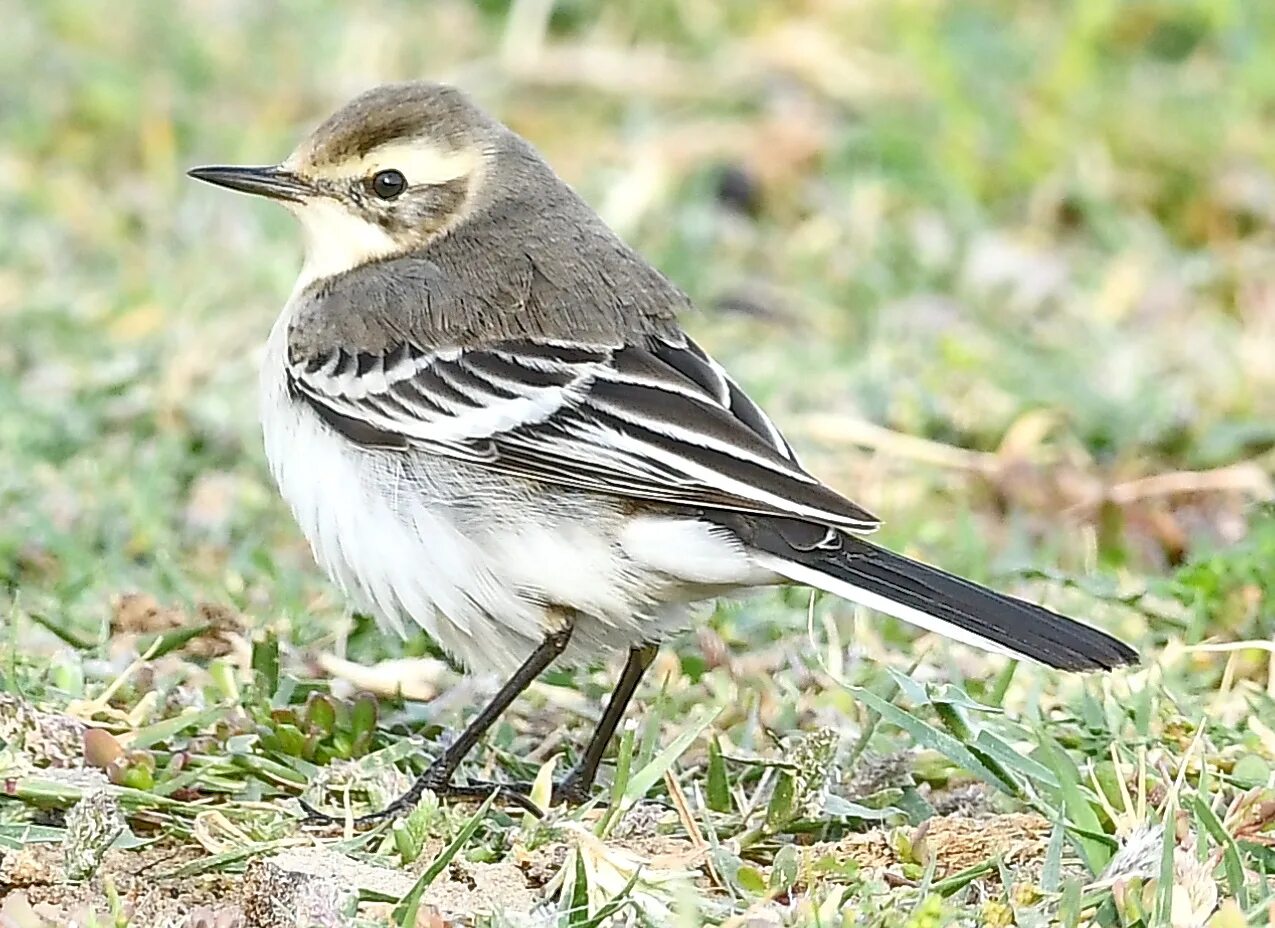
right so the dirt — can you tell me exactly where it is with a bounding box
[0,696,1064,925]
[0,810,1061,926]
[821,812,1054,879]
[1,841,242,926]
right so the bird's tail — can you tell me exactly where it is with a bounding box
[756,536,1136,671]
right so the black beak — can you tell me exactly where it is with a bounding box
[187,164,311,202]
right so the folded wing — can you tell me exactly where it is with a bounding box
[286,334,880,532]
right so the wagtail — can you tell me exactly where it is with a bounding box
[189,82,1136,822]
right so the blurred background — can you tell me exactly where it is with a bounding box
[2,0,1273,664]
[4,3,1275,922]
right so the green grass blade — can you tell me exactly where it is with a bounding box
[706,735,731,813]
[392,789,497,927]
[849,686,1013,796]
[1153,806,1175,928]
[1191,794,1246,906]
[1036,730,1112,873]
[1041,815,1066,893]
[621,705,720,806]
[130,704,227,750]
[973,729,1060,789]
[579,869,640,928]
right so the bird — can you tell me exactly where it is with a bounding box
[188,81,1137,823]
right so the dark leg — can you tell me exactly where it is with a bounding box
[434,641,659,805]
[556,642,658,802]
[301,625,574,825]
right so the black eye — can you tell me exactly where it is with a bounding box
[370,169,407,200]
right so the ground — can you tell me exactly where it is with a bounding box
[2,2,1275,926]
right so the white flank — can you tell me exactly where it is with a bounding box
[620,516,775,587]
[260,309,554,675]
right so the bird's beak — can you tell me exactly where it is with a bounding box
[187,164,312,202]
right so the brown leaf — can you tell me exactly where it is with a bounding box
[111,593,184,636]
[82,728,123,769]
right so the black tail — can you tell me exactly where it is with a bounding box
[755,531,1137,671]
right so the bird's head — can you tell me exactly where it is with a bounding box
[189,82,497,284]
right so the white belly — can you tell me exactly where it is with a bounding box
[260,314,536,673]
[258,303,776,675]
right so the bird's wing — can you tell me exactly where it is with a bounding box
[286,334,880,531]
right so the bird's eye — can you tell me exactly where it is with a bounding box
[369,169,407,200]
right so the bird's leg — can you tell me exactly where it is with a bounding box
[452,642,659,806]
[300,625,574,826]
[554,642,658,803]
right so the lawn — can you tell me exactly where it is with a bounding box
[2,1,1274,925]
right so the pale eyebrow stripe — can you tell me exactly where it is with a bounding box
[293,140,479,188]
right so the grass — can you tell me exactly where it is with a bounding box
[2,0,1275,925]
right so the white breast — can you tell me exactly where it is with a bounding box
[255,294,773,674]
[259,301,553,674]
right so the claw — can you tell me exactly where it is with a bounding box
[461,773,599,809]
[551,775,594,806]
[299,773,549,827]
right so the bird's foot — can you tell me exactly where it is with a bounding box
[552,769,597,806]
[300,761,540,826]
[299,763,598,827]
[459,771,596,808]
[299,762,445,827]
